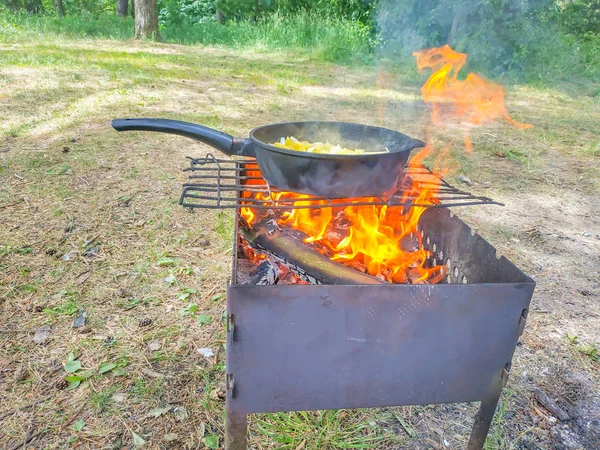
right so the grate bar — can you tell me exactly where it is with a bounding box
[179,155,503,210]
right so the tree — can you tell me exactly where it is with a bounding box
[130,0,135,17]
[117,0,128,16]
[134,0,161,40]
[55,0,65,16]
[216,7,225,24]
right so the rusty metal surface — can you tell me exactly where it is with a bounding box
[225,206,536,448]
[225,397,248,450]
[226,282,534,413]
[467,388,504,450]
[418,208,531,284]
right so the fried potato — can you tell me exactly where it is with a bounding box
[272,136,388,155]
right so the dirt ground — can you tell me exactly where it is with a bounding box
[1,39,599,449]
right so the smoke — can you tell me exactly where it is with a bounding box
[375,0,558,78]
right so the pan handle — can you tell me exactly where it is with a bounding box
[111,118,254,157]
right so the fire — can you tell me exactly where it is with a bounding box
[239,147,445,284]
[413,44,532,150]
[239,45,530,285]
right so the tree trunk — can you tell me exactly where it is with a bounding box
[55,0,65,17]
[216,8,225,24]
[130,0,135,18]
[134,0,161,41]
[117,0,128,17]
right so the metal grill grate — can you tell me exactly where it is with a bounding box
[179,154,503,210]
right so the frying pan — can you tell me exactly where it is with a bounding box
[111,118,425,198]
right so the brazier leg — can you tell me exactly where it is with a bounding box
[225,408,247,450]
[466,391,502,450]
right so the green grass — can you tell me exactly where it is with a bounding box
[89,385,120,413]
[133,378,165,400]
[0,10,374,63]
[254,410,383,449]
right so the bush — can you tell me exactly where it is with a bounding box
[158,0,215,26]
[560,0,600,37]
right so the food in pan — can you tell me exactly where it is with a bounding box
[273,136,389,155]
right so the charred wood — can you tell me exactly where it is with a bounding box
[534,389,570,421]
[239,227,386,285]
[241,260,280,286]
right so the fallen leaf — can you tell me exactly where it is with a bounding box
[204,434,219,449]
[157,257,175,266]
[98,362,117,374]
[197,315,211,325]
[73,419,86,431]
[146,405,172,418]
[148,340,161,351]
[111,392,127,403]
[210,292,225,302]
[52,290,67,300]
[64,360,82,373]
[198,348,214,358]
[163,433,179,442]
[456,175,473,186]
[132,431,146,447]
[111,434,123,449]
[33,325,51,344]
[174,406,188,421]
[62,250,77,261]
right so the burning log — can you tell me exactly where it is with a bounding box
[239,227,386,285]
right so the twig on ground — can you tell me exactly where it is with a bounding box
[0,200,23,209]
[0,395,53,421]
[83,235,100,247]
[534,389,570,421]
[8,430,45,450]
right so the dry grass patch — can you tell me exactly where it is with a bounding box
[1,37,599,449]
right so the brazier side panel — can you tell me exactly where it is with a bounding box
[226,283,534,414]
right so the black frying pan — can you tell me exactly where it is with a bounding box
[111,118,425,198]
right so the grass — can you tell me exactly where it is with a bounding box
[254,410,384,449]
[0,29,599,449]
[0,10,374,63]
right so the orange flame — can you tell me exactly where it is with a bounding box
[413,44,532,150]
[239,45,530,284]
[239,147,445,284]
